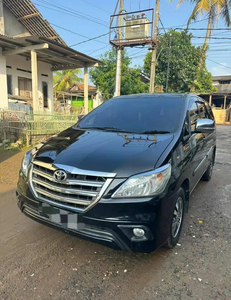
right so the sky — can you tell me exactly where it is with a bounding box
[32,0,231,77]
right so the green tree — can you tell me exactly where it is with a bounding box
[172,0,231,69]
[90,48,148,99]
[143,30,215,93]
[53,69,82,91]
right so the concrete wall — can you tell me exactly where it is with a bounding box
[212,80,219,86]
[0,1,4,35]
[93,90,104,109]
[6,55,54,111]
[0,48,8,109]
[3,5,30,38]
[212,109,226,125]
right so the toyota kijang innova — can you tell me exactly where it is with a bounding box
[17,94,216,252]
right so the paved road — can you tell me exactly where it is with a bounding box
[0,126,231,300]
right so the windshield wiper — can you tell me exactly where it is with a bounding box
[140,130,171,134]
[80,126,135,133]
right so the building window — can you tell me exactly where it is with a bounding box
[42,82,48,108]
[7,75,12,95]
[219,80,231,84]
[18,77,32,99]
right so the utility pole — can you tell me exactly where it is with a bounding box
[149,0,160,93]
[114,0,124,97]
[165,34,172,93]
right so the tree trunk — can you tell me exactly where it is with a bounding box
[198,12,212,70]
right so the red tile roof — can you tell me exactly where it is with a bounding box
[69,83,96,92]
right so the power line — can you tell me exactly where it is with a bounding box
[87,44,111,56]
[33,2,111,48]
[37,0,108,25]
[130,54,147,59]
[161,27,231,31]
[50,22,108,45]
[129,48,147,57]
[193,41,231,45]
[69,32,110,47]
[162,11,226,30]
[208,48,231,52]
[206,58,231,70]
[159,17,167,34]
[80,0,111,14]
[192,36,231,40]
[211,31,231,37]
[33,0,108,27]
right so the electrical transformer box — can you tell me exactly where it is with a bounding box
[124,17,149,41]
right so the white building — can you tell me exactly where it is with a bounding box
[0,0,100,113]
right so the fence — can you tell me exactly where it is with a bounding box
[0,109,81,146]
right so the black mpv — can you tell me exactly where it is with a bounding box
[17,94,216,253]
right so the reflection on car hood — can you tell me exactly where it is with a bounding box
[34,128,174,178]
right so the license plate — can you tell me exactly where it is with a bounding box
[39,202,81,230]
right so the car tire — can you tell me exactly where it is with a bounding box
[201,154,215,182]
[164,188,185,249]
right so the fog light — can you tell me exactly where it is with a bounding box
[133,228,145,237]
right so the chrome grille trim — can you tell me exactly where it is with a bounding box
[32,168,104,187]
[32,178,98,197]
[30,160,116,213]
[35,187,92,206]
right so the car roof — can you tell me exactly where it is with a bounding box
[113,93,191,100]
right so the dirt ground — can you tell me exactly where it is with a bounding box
[0,126,231,300]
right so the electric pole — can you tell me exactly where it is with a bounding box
[114,0,124,97]
[149,0,160,93]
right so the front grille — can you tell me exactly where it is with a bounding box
[30,161,116,212]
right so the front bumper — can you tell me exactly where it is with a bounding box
[17,176,178,253]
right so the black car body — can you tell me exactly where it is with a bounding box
[17,94,216,252]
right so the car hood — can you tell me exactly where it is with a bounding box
[34,128,174,178]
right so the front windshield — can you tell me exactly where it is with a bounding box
[77,96,184,134]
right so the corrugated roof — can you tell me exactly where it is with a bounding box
[4,0,66,45]
[0,35,102,69]
[212,75,231,81]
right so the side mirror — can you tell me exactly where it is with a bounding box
[195,119,215,133]
[78,114,85,122]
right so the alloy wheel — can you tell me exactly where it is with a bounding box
[172,196,184,238]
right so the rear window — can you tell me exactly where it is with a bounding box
[78,96,185,133]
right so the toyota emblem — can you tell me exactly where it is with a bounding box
[54,170,67,181]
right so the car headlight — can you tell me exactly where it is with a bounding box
[112,164,171,198]
[21,151,32,177]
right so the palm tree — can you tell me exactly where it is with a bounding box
[173,0,231,69]
[53,69,82,91]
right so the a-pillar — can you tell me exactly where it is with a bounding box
[209,94,212,106]
[84,63,89,115]
[224,95,227,110]
[31,50,38,111]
